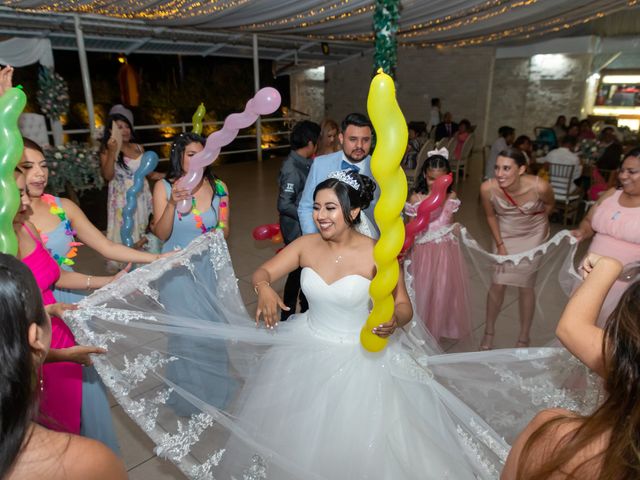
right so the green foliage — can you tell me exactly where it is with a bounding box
[45,142,104,193]
[373,0,401,77]
[36,66,70,119]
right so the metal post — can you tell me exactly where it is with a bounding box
[252,33,262,162]
[74,14,96,142]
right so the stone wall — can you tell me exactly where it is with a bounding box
[487,54,593,144]
[325,47,495,141]
[322,48,593,148]
[289,67,325,123]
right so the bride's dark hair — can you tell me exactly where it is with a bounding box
[313,171,376,227]
[0,254,49,477]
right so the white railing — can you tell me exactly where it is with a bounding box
[50,116,294,161]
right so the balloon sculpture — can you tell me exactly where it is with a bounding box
[360,69,408,353]
[120,151,159,247]
[176,87,281,215]
[191,103,206,135]
[0,86,26,256]
[252,223,281,242]
[401,173,453,254]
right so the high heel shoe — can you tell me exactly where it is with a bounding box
[479,331,494,351]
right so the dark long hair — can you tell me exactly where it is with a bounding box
[413,154,452,195]
[0,254,48,477]
[100,113,136,171]
[518,280,640,479]
[164,132,220,187]
[313,171,376,227]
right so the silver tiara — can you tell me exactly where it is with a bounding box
[327,170,360,190]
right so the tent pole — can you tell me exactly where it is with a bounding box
[74,14,96,143]
[253,33,262,163]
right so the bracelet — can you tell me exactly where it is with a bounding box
[86,275,93,289]
[496,241,504,247]
[253,281,270,295]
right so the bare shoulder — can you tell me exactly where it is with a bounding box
[479,179,493,195]
[408,192,420,204]
[59,197,83,216]
[63,434,127,479]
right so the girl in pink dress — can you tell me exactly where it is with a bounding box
[404,151,472,341]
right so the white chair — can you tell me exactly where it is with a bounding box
[451,133,475,187]
[548,163,581,225]
[19,113,50,147]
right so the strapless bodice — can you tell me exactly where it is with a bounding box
[300,267,371,343]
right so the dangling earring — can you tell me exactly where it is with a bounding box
[38,358,44,392]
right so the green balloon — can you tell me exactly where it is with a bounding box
[0,87,27,256]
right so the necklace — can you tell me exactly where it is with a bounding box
[177,179,229,233]
[40,194,83,266]
[335,255,343,264]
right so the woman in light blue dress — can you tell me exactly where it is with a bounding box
[20,138,167,453]
[152,132,233,414]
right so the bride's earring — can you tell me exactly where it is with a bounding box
[39,365,44,392]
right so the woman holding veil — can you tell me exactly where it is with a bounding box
[66,170,595,479]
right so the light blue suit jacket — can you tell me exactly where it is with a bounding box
[297,150,380,235]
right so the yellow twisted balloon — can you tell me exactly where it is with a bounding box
[360,69,408,352]
[191,103,206,135]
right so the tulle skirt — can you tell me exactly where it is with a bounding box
[407,233,472,340]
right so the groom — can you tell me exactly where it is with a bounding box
[298,112,379,236]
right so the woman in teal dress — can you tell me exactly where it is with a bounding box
[152,132,233,414]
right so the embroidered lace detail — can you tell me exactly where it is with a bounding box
[236,454,268,480]
[190,449,226,480]
[72,306,159,325]
[468,418,509,463]
[128,388,173,431]
[489,359,598,415]
[415,224,457,245]
[155,413,216,462]
[455,425,500,478]
[460,227,577,265]
[120,352,177,394]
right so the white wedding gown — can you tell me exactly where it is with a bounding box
[65,232,599,479]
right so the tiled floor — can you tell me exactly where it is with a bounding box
[74,150,573,478]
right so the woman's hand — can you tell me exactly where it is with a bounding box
[109,263,131,283]
[580,252,604,279]
[570,229,586,242]
[373,315,398,338]
[0,65,14,97]
[169,183,192,206]
[497,243,508,256]
[45,302,78,319]
[255,285,289,329]
[106,136,118,153]
[65,345,107,366]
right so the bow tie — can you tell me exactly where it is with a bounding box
[341,161,360,172]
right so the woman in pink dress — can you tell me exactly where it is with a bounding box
[479,147,555,349]
[404,151,472,341]
[451,119,471,162]
[13,171,122,434]
[572,148,640,325]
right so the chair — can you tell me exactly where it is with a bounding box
[451,134,475,187]
[436,137,450,149]
[405,139,433,187]
[548,163,581,225]
[482,145,491,180]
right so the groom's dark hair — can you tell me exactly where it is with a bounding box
[341,113,373,133]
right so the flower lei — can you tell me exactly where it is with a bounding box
[40,194,83,266]
[177,179,228,233]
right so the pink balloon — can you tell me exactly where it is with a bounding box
[252,223,280,241]
[177,87,282,214]
[402,173,453,254]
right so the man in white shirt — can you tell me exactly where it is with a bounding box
[542,136,582,181]
[485,126,515,179]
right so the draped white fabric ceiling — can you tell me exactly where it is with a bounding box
[3,0,639,48]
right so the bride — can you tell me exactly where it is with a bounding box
[65,171,597,479]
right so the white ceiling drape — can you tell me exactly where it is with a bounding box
[3,0,638,47]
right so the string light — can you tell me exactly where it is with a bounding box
[6,0,251,20]
[243,1,372,30]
